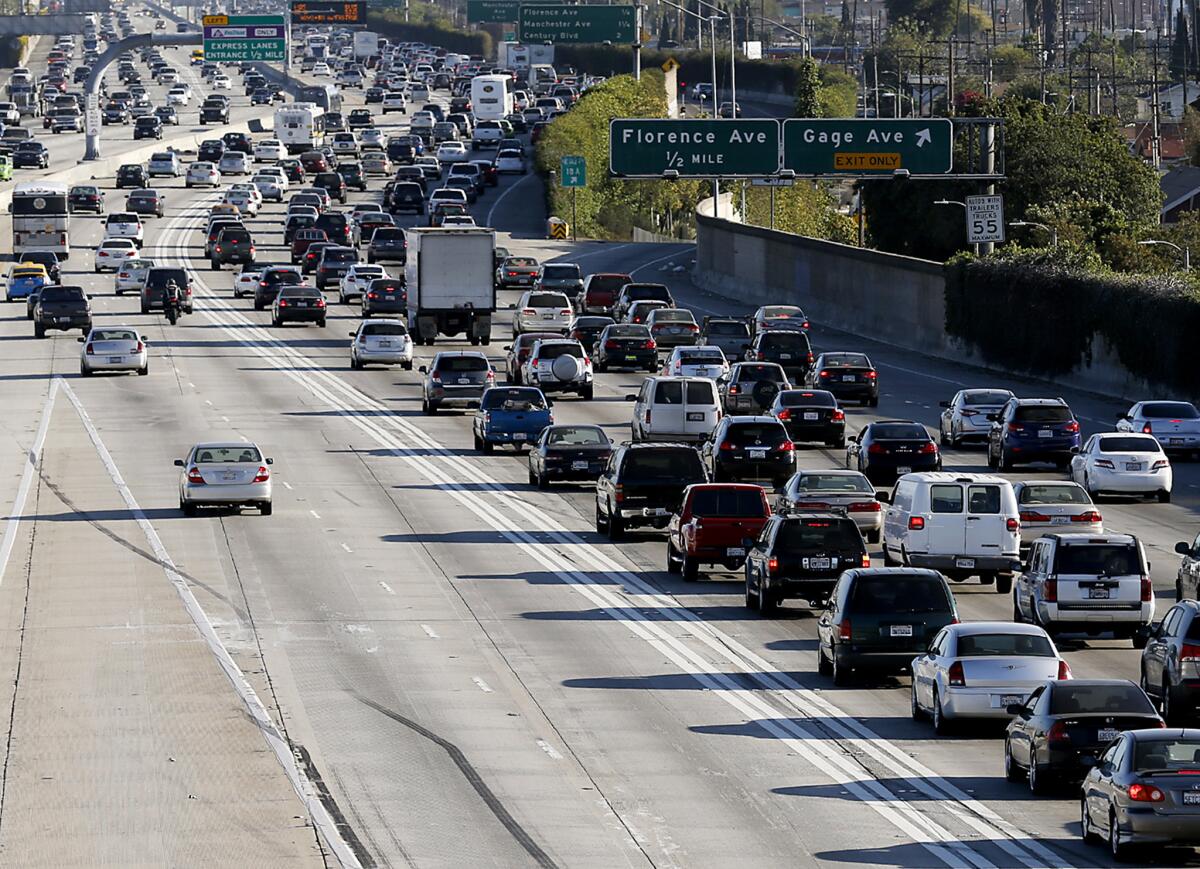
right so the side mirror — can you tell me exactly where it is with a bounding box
[503,345,511,351]
[938,400,950,408]
[1177,541,1191,556]
[624,393,637,401]
[87,294,94,300]
[173,459,184,467]
[1079,755,1098,770]
[348,331,356,337]
[742,537,756,550]
[545,397,554,406]
[265,458,273,465]
[1070,446,1080,454]
[875,491,890,504]
[76,336,85,343]
[1115,413,1128,421]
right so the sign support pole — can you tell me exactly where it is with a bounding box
[633,4,642,80]
[769,185,775,229]
[571,187,577,241]
[981,122,996,255]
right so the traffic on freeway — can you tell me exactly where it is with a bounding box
[5,4,1200,869]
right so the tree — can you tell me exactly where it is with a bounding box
[1172,8,1192,82]
[792,56,822,117]
[658,13,674,46]
[884,0,957,35]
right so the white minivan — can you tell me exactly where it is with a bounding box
[881,472,1021,593]
[627,376,721,443]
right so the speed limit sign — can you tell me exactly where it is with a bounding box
[966,194,1004,244]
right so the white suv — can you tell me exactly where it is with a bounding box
[512,290,572,336]
[521,338,593,400]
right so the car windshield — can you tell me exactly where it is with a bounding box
[623,449,706,480]
[1141,401,1200,419]
[796,473,873,493]
[529,293,568,308]
[725,423,789,446]
[542,265,580,279]
[781,390,835,408]
[849,575,951,614]
[871,423,928,439]
[1014,405,1072,423]
[735,365,786,383]
[1097,436,1160,453]
[437,355,489,373]
[91,329,137,341]
[956,633,1055,657]
[1054,543,1141,576]
[688,488,765,518]
[481,388,545,410]
[1017,484,1091,505]
[546,426,608,446]
[963,390,1012,406]
[775,518,862,551]
[1050,683,1156,716]
[193,446,263,463]
[822,353,870,367]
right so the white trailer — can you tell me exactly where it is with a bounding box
[405,227,496,344]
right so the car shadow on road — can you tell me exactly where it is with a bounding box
[382,530,565,544]
[771,777,1041,802]
[810,840,1113,869]
[462,570,626,586]
[562,670,827,691]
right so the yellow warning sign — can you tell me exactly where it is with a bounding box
[549,222,568,239]
[203,14,228,25]
[661,57,680,73]
[834,152,901,170]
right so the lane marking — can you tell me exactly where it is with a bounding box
[0,380,59,588]
[340,542,352,553]
[484,169,534,228]
[309,509,321,519]
[57,379,362,869]
[536,739,563,761]
[472,677,493,694]
[629,246,696,278]
[419,623,438,638]
[281,481,293,490]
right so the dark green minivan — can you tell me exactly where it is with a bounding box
[816,568,958,685]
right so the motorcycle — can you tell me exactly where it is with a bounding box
[163,282,181,325]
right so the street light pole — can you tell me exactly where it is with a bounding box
[1138,239,1191,271]
[695,0,736,111]
[933,198,979,255]
[1009,220,1058,248]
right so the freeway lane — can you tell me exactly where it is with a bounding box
[4,51,1200,869]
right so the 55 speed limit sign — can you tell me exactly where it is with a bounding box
[965,194,1004,244]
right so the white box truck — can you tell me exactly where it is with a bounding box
[354,31,379,61]
[405,227,496,345]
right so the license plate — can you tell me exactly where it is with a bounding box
[1098,727,1119,743]
[804,412,819,420]
[107,356,123,363]
[541,313,554,319]
[571,460,587,470]
[643,507,667,517]
[625,355,637,361]
[808,557,831,569]
[749,448,767,459]
[1125,462,1143,471]
[726,547,745,557]
[896,466,912,475]
[686,412,704,422]
[1001,694,1024,707]
[890,624,913,637]
[956,557,975,569]
[513,432,526,441]
[1088,587,1110,599]
[779,353,792,360]
[378,340,394,347]
[842,375,855,382]
[222,472,237,481]
[298,301,309,307]
[457,377,471,384]
[1039,429,1052,438]
[1171,437,1185,445]
[1051,516,1070,524]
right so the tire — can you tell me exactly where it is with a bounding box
[817,644,832,676]
[181,501,198,517]
[1003,740,1024,782]
[260,502,273,516]
[1081,799,1101,845]
[681,551,699,582]
[581,383,594,401]
[1027,755,1047,795]
[318,319,326,329]
[137,366,148,376]
[607,508,624,541]
[80,364,91,377]
[866,530,880,544]
[758,580,777,615]
[1162,680,1177,725]
[999,448,1013,471]
[666,540,682,574]
[996,574,1013,594]
[830,648,849,686]
[595,502,608,534]
[931,689,952,735]
[910,680,925,720]
[1159,489,1172,504]
[987,444,998,469]
[34,324,44,339]
[1109,812,1130,861]
[536,470,548,490]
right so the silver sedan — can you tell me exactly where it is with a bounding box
[938,388,1014,447]
[176,442,273,516]
[1012,480,1102,553]
[78,327,148,376]
[1116,400,1200,455]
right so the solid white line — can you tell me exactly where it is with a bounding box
[0,380,59,588]
[629,246,696,277]
[57,378,362,869]
[472,677,493,694]
[484,170,534,228]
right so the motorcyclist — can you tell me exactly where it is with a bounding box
[163,279,182,324]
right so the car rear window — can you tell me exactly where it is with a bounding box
[871,423,928,439]
[796,473,873,494]
[956,633,1055,657]
[546,426,607,446]
[822,353,870,367]
[963,390,1012,406]
[481,388,546,410]
[193,446,262,463]
[687,487,765,517]
[1053,543,1141,576]
[653,310,695,323]
[1017,484,1091,505]
[1097,436,1160,453]
[542,265,580,279]
[761,332,810,350]
[780,390,835,407]
[281,286,322,298]
[763,306,803,317]
[437,355,489,373]
[1142,401,1200,419]
[725,423,789,445]
[706,320,749,336]
[625,284,669,301]
[1014,405,1073,423]
[679,350,725,364]
[735,364,786,383]
[145,268,187,289]
[1050,683,1155,715]
[848,575,951,614]
[529,292,568,308]
[322,248,357,264]
[537,343,584,360]
[775,518,862,552]
[586,274,629,293]
[1133,737,1200,770]
[622,449,706,480]
[40,286,84,302]
[219,229,250,242]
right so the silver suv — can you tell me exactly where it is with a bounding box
[419,351,495,414]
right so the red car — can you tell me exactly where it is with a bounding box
[290,228,328,264]
[299,150,329,173]
[667,484,772,580]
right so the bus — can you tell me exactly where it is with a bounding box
[12,181,69,259]
[274,103,326,154]
[297,83,342,115]
[470,74,513,121]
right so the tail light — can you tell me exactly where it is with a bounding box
[644,340,656,350]
[315,298,326,307]
[918,442,938,454]
[686,323,698,331]
[848,502,881,512]
[429,371,441,382]
[756,352,765,361]
[728,384,740,395]
[1128,783,1165,802]
[767,556,778,572]
[1057,659,1072,680]
[358,334,368,344]
[85,343,95,355]
[1141,577,1153,602]
[613,483,623,503]
[1153,460,1169,470]
[719,441,735,451]
[278,299,288,307]
[832,409,845,421]
[947,661,965,687]
[1073,511,1102,523]
[521,308,535,315]
[134,341,144,353]
[529,357,538,367]
[486,370,495,384]
[908,516,925,530]
[807,352,815,362]
[1047,720,1070,746]
[1065,421,1080,433]
[802,320,810,329]
[860,553,871,567]
[253,465,270,482]
[1006,518,1020,532]
[604,340,617,349]
[864,370,877,379]
[1095,459,1115,469]
[776,409,791,421]
[778,440,795,452]
[559,308,571,316]
[818,369,830,378]
[1007,423,1024,433]
[1182,643,1200,662]
[186,467,205,485]
[1143,422,1153,434]
[1043,577,1057,602]
[838,618,851,640]
[868,443,885,454]
[1020,511,1050,522]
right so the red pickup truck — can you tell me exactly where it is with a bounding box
[666,483,772,580]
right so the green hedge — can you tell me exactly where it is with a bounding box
[945,252,1200,393]
[366,12,492,58]
[554,44,805,94]
[0,36,24,69]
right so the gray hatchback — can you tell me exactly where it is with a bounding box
[420,351,495,414]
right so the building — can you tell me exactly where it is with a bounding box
[1160,165,1200,222]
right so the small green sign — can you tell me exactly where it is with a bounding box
[519,4,636,43]
[560,155,586,187]
[467,0,520,23]
[782,119,954,175]
[609,118,781,178]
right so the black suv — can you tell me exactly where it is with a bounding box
[747,330,814,382]
[314,245,358,290]
[594,443,708,539]
[987,397,1082,470]
[198,139,224,162]
[744,513,870,614]
[387,181,425,215]
[316,170,349,201]
[1140,600,1200,723]
[367,227,407,263]
[222,131,252,154]
[115,163,148,188]
[211,227,255,269]
[32,285,92,338]
[702,416,795,488]
[254,266,303,310]
[200,97,230,124]
[133,116,162,139]
[593,323,657,372]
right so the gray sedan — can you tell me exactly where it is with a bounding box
[176,442,273,515]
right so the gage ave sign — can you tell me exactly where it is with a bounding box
[782,119,953,175]
[609,119,780,178]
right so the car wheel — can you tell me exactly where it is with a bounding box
[181,501,198,517]
[535,470,548,490]
[1159,489,1172,503]
[318,319,326,328]
[1003,740,1023,782]
[137,366,148,376]
[666,540,682,574]
[259,501,273,516]
[931,688,952,735]
[34,324,44,339]
[680,550,699,582]
[1080,798,1101,845]
[80,364,91,377]
[1162,680,1176,725]
[910,680,925,720]
[1012,592,1025,623]
[986,443,998,469]
[1027,755,1047,795]
[999,448,1013,471]
[830,647,849,686]
[1109,812,1130,860]
[866,529,880,544]
[606,505,625,540]
[594,502,608,534]
[996,574,1013,594]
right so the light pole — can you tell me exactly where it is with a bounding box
[933,199,980,255]
[749,15,810,56]
[1009,220,1058,248]
[1138,239,1192,271]
[694,0,736,111]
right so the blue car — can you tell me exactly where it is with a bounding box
[473,386,553,452]
[6,267,46,302]
[987,397,1081,470]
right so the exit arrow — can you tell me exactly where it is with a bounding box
[916,128,931,148]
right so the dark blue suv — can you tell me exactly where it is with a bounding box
[986,397,1080,470]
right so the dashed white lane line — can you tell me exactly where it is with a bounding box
[536,739,563,760]
[281,481,293,490]
[419,622,438,637]
[309,509,321,519]
[472,677,493,694]
[340,542,352,553]
[378,580,396,595]
[0,380,58,589]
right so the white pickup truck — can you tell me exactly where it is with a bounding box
[471,119,505,150]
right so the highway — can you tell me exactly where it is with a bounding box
[1,14,1200,869]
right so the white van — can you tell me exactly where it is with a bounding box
[881,472,1021,593]
[627,376,721,443]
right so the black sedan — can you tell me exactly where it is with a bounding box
[364,86,385,103]
[272,285,327,327]
[125,188,163,218]
[593,323,657,372]
[68,184,105,214]
[846,420,940,482]
[102,103,130,124]
[702,416,795,488]
[1004,679,1162,793]
[115,163,148,189]
[569,316,615,351]
[527,425,613,488]
[806,351,879,407]
[769,389,845,449]
[154,105,179,125]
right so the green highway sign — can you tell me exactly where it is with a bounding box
[782,118,953,175]
[519,4,636,43]
[203,14,286,63]
[467,0,521,23]
[560,155,586,187]
[609,118,781,178]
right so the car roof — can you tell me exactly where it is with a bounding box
[725,415,782,425]
[899,471,1009,485]
[945,621,1049,637]
[192,441,260,450]
[794,468,863,477]
[1014,397,1068,406]
[1040,532,1137,545]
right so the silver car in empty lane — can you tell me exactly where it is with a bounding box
[176,442,274,515]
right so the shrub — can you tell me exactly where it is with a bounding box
[367,12,492,57]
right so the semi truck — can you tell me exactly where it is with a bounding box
[405,227,496,345]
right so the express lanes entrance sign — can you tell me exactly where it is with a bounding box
[609,119,780,178]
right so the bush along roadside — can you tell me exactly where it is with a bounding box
[945,245,1200,394]
[366,12,492,58]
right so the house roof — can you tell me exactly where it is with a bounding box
[1160,165,1200,213]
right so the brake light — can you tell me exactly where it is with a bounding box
[849,502,881,512]
[1141,577,1153,602]
[1006,517,1020,532]
[719,440,735,451]
[1072,511,1102,523]
[1057,659,1072,680]
[1043,577,1057,602]
[1143,422,1153,434]
[613,483,623,503]
[134,341,143,353]
[186,467,205,485]
[644,339,656,350]
[1095,459,1115,469]
[253,465,270,483]
[1182,643,1200,662]
[868,443,886,454]
[728,384,740,395]
[605,340,617,349]
[908,516,925,530]
[756,352,765,361]
[864,370,877,379]
[1047,720,1070,746]
[818,369,830,378]
[315,298,325,307]
[522,308,535,315]
[1065,420,1080,433]
[918,442,938,454]
[947,661,965,687]
[486,370,495,384]
[559,308,571,316]
[802,320,810,329]
[1020,511,1050,522]
[1153,460,1169,470]
[686,323,698,331]
[767,556,778,572]
[832,409,845,421]
[1128,783,1165,802]
[838,618,851,640]
[807,352,814,362]
[776,409,791,421]
[1007,423,1024,433]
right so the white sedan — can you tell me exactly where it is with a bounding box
[78,326,148,377]
[103,212,144,243]
[311,63,331,77]
[381,92,407,114]
[662,345,729,379]
[176,442,273,516]
[911,622,1068,733]
[938,388,1015,447]
[114,257,155,294]
[94,238,139,272]
[186,161,221,187]
[435,141,469,164]
[212,74,232,89]
[233,268,262,299]
[218,152,252,175]
[359,127,385,150]
[253,139,286,162]
[1012,480,1102,553]
[495,148,526,174]
[1069,432,1173,502]
[250,173,285,202]
[339,263,387,304]
[222,189,259,217]
[166,86,191,105]
[349,318,412,370]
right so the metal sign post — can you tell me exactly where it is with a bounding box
[560,155,586,242]
[965,194,1005,246]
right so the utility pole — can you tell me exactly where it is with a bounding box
[1152,41,1162,167]
[947,37,955,115]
